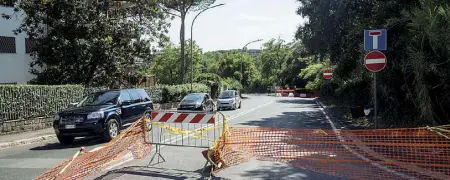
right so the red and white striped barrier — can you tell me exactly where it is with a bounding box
[147,110,224,166]
[276,90,321,98]
[151,112,215,124]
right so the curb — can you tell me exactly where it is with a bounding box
[0,134,56,150]
[315,98,326,108]
[314,98,346,129]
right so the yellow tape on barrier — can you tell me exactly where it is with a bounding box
[144,112,229,142]
[144,112,230,176]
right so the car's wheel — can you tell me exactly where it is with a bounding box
[57,135,74,144]
[239,102,242,109]
[103,119,119,142]
[144,112,151,119]
[144,112,152,131]
[232,103,236,110]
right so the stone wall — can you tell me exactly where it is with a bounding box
[1,117,53,135]
[0,102,180,135]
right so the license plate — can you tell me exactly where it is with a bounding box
[65,125,76,129]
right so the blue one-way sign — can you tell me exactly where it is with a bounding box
[364,29,387,51]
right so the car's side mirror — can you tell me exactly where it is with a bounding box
[121,101,132,106]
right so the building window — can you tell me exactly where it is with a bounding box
[0,36,16,53]
[0,0,16,7]
[25,38,35,54]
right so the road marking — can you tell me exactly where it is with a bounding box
[315,100,412,179]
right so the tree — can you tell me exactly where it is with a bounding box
[295,0,450,127]
[202,51,223,73]
[158,0,216,83]
[10,0,169,88]
[217,51,257,88]
[149,40,202,85]
[257,38,304,87]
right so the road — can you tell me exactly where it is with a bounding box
[92,95,345,180]
[0,95,342,180]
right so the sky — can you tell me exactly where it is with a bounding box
[166,0,306,52]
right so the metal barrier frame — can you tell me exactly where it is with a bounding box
[146,110,225,166]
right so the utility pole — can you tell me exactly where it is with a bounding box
[190,4,225,92]
[240,39,263,86]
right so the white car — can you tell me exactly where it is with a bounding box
[217,90,241,110]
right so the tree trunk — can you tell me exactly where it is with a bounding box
[180,12,186,84]
[84,61,99,87]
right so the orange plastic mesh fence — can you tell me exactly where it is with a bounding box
[211,126,450,180]
[35,116,450,180]
[35,118,151,180]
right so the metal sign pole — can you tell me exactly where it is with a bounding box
[373,73,377,129]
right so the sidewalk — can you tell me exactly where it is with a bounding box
[0,128,55,150]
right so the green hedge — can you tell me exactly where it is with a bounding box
[0,83,208,121]
[145,83,209,103]
[0,85,101,122]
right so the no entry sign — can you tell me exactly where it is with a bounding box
[364,50,386,72]
[323,69,333,80]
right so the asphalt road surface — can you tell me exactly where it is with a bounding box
[0,94,344,180]
[91,95,346,180]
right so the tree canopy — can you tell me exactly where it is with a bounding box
[158,0,217,84]
[10,0,169,88]
[295,0,450,127]
[4,0,448,128]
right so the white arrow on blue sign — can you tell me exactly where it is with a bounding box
[364,29,387,51]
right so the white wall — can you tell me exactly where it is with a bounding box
[0,6,34,84]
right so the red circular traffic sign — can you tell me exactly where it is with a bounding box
[364,50,386,72]
[323,69,333,80]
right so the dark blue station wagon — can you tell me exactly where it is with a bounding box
[53,89,153,144]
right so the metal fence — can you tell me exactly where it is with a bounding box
[146,110,225,165]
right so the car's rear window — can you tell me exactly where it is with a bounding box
[219,91,234,99]
[183,93,204,101]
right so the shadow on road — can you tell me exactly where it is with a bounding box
[276,98,317,105]
[29,137,104,151]
[235,161,347,180]
[93,166,228,180]
[238,111,331,129]
[234,97,331,129]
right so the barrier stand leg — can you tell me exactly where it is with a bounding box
[202,159,209,173]
[148,144,166,166]
[148,131,166,166]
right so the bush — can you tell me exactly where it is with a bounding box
[334,78,371,107]
[222,78,243,91]
[144,86,163,103]
[145,83,208,103]
[0,83,208,121]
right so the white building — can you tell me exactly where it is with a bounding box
[0,3,34,84]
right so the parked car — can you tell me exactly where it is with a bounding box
[217,90,241,110]
[177,93,214,111]
[53,88,153,144]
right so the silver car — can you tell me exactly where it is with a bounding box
[217,90,241,110]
